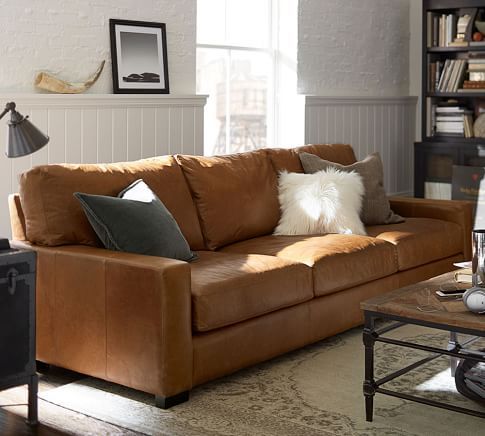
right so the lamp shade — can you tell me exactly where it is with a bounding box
[6,111,49,158]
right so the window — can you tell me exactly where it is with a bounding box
[197,0,302,156]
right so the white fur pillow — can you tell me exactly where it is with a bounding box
[274,168,366,236]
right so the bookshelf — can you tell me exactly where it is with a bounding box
[416,0,485,198]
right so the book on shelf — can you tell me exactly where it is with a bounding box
[463,80,485,89]
[468,58,485,64]
[468,64,485,72]
[427,12,466,47]
[435,122,464,130]
[431,59,466,92]
[464,115,474,138]
[468,51,485,59]
[427,12,433,47]
[428,104,474,138]
[435,106,466,112]
[426,8,477,48]
[426,99,433,137]
[425,182,451,200]
[427,9,478,48]
[436,115,466,121]
[468,72,485,81]
[457,88,485,92]
[449,41,469,47]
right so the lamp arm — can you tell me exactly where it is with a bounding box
[0,102,16,120]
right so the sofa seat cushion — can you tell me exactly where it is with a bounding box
[220,234,398,297]
[366,217,463,271]
[190,251,313,332]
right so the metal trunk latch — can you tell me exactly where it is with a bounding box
[7,268,18,295]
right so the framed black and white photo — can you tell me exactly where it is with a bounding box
[109,19,169,94]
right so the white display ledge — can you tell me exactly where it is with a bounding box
[0,94,208,108]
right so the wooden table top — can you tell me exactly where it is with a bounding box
[361,272,485,333]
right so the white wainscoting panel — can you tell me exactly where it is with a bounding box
[0,94,207,237]
[305,96,418,197]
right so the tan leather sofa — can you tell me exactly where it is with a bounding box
[8,144,473,408]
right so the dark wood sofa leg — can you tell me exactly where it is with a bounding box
[155,391,190,409]
[35,360,51,373]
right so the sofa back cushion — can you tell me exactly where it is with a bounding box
[267,144,357,173]
[19,156,205,249]
[176,150,280,250]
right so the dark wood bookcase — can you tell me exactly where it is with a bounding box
[415,0,485,198]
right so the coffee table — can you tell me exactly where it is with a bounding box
[361,271,485,421]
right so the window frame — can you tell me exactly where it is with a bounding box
[196,0,279,155]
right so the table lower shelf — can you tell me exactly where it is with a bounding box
[362,314,485,422]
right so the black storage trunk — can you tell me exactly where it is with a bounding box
[0,247,36,389]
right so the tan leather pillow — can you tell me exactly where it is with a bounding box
[299,152,404,225]
[19,156,206,249]
[176,150,280,250]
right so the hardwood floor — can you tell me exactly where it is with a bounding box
[0,367,142,435]
[0,409,67,435]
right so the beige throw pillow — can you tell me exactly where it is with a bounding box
[299,152,404,225]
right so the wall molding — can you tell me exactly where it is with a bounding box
[305,96,418,106]
[304,95,418,197]
[0,94,208,108]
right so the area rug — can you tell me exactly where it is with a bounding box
[39,324,485,436]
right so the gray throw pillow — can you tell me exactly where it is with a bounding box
[299,152,404,225]
[74,179,197,262]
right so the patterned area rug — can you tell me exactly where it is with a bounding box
[39,324,485,436]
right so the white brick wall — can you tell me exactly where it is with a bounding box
[0,0,196,94]
[298,0,410,96]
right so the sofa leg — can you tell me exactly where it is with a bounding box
[155,391,190,409]
[36,361,51,373]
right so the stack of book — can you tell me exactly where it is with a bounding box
[460,58,485,91]
[454,268,472,284]
[430,105,474,137]
[453,261,473,284]
[431,59,467,92]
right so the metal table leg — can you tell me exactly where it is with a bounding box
[363,313,376,422]
[449,331,459,377]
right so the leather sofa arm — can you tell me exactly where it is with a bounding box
[26,243,192,398]
[389,196,473,260]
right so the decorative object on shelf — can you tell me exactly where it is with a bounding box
[109,19,169,94]
[475,20,485,35]
[457,9,476,41]
[34,61,105,94]
[474,113,485,137]
[457,14,470,40]
[428,8,476,47]
[473,31,483,41]
[0,102,49,158]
